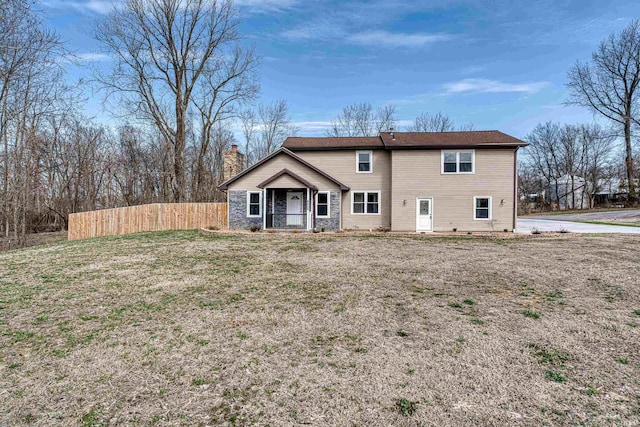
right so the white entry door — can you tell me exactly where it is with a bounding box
[286,192,304,226]
[416,198,433,231]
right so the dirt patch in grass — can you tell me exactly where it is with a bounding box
[1,231,639,426]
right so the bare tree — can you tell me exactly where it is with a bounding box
[524,122,563,209]
[256,100,295,158]
[0,0,64,242]
[524,121,613,210]
[239,108,257,166]
[458,122,475,131]
[567,20,640,200]
[95,0,258,202]
[375,104,397,133]
[191,44,259,200]
[327,102,397,137]
[407,111,455,132]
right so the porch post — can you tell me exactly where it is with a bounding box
[263,188,267,230]
[306,187,311,230]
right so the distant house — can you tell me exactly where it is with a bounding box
[594,177,638,206]
[219,131,527,232]
[548,175,592,210]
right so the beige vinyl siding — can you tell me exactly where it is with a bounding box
[264,174,306,189]
[227,153,340,192]
[391,149,516,232]
[295,150,391,230]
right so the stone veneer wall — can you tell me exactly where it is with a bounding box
[228,190,263,230]
[229,189,341,231]
[315,191,340,231]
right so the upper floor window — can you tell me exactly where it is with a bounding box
[247,191,261,217]
[442,150,474,174]
[356,151,372,173]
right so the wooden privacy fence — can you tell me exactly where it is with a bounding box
[68,203,228,240]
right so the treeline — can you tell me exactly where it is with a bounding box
[519,122,626,211]
[519,20,640,211]
[0,0,302,247]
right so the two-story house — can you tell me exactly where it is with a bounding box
[219,131,527,232]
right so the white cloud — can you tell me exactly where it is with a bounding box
[292,121,333,134]
[442,78,549,95]
[280,16,347,42]
[348,30,453,48]
[235,0,298,13]
[42,0,119,15]
[281,25,452,49]
[76,53,112,62]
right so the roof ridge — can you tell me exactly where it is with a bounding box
[381,130,502,134]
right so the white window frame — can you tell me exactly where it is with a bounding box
[316,191,330,218]
[247,191,262,217]
[473,196,492,220]
[441,150,475,174]
[356,150,373,173]
[351,191,381,215]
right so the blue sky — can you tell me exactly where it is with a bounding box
[40,0,640,138]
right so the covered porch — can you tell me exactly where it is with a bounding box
[264,188,313,230]
[258,169,317,231]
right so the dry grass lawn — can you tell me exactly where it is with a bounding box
[0,231,639,426]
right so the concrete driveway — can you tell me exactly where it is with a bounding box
[527,209,640,223]
[516,218,640,234]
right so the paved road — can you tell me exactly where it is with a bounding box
[516,218,640,234]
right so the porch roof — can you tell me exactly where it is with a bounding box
[257,168,318,190]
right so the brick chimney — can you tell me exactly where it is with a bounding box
[223,144,245,182]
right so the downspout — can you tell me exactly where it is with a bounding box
[513,147,519,232]
[306,187,311,231]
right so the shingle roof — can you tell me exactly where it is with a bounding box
[282,131,527,150]
[283,136,384,150]
[380,131,527,147]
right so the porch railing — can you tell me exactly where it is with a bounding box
[266,213,307,229]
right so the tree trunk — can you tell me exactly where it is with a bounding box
[1,86,9,238]
[173,101,186,203]
[624,119,635,201]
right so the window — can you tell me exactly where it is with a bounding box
[247,191,261,217]
[474,197,491,220]
[442,150,475,174]
[316,191,330,218]
[356,151,372,173]
[352,191,380,214]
